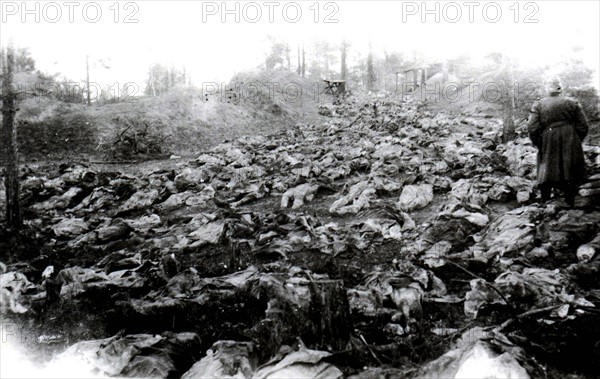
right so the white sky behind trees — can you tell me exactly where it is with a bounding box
[1,0,599,90]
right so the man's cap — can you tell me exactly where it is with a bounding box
[545,78,562,94]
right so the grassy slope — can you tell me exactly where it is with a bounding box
[12,71,324,162]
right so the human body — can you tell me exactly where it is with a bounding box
[527,80,589,206]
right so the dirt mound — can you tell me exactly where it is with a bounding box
[13,71,328,162]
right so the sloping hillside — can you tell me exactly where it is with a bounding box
[13,71,325,162]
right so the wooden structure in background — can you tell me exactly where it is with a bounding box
[324,80,346,96]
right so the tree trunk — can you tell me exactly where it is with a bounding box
[297,45,301,75]
[442,59,449,84]
[502,93,516,142]
[301,43,306,78]
[367,43,375,92]
[340,40,348,81]
[86,55,91,106]
[1,44,22,228]
[501,56,516,143]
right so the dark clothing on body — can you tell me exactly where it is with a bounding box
[527,94,589,204]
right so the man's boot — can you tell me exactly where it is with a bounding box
[564,183,576,207]
[540,184,552,202]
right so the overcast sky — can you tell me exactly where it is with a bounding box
[1,1,599,88]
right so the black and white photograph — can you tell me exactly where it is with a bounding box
[1,0,599,377]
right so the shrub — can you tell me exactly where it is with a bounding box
[105,117,170,160]
[567,87,600,121]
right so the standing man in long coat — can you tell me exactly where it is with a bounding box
[527,78,589,206]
